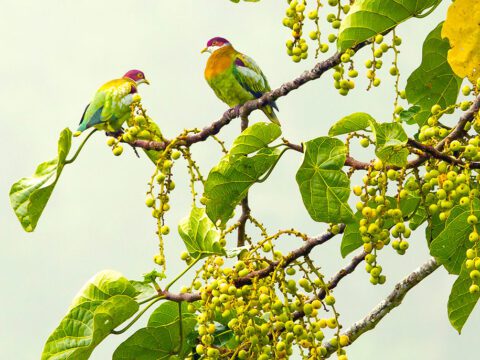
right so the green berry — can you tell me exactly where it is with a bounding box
[112,145,123,156]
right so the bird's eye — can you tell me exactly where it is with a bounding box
[137,73,143,78]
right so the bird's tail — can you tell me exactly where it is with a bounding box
[262,105,281,126]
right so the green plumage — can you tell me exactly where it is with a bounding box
[78,78,136,132]
[205,45,280,125]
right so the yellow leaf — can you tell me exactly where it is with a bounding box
[441,0,480,83]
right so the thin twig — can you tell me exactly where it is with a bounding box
[322,257,440,357]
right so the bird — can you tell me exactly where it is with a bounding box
[201,37,280,125]
[77,70,150,133]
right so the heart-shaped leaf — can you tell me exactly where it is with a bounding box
[41,270,139,360]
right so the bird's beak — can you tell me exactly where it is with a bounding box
[144,79,150,85]
[201,47,209,54]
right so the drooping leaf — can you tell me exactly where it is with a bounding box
[296,137,354,224]
[448,264,480,333]
[113,302,196,360]
[371,122,409,166]
[406,22,462,126]
[42,271,139,360]
[442,0,480,83]
[430,200,480,274]
[328,112,375,136]
[204,148,280,226]
[10,128,72,232]
[230,122,281,155]
[178,206,226,259]
[337,0,442,51]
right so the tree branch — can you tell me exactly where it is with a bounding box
[238,115,251,247]
[323,257,440,358]
[129,41,370,152]
[292,251,367,321]
[160,226,347,302]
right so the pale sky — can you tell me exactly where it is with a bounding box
[1,1,477,359]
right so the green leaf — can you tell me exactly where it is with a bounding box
[328,112,375,136]
[405,22,462,126]
[230,122,281,155]
[399,105,421,125]
[448,264,480,333]
[296,137,354,224]
[341,212,363,258]
[42,271,139,360]
[178,206,226,259]
[371,122,409,166]
[430,200,480,274]
[113,302,196,360]
[409,205,428,231]
[142,118,165,165]
[337,0,442,51]
[204,148,280,226]
[10,128,72,232]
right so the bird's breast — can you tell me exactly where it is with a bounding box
[205,51,233,80]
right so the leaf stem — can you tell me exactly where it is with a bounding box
[176,302,184,353]
[256,147,291,183]
[111,296,164,335]
[65,128,97,164]
[165,257,201,292]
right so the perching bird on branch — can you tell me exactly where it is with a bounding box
[202,37,280,125]
[77,70,150,133]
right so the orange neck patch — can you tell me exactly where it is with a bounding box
[205,45,235,80]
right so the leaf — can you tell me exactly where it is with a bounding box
[178,206,226,259]
[406,22,462,126]
[113,302,196,360]
[371,122,409,166]
[409,205,428,231]
[341,212,363,258]
[141,118,165,165]
[448,264,480,333]
[42,270,139,360]
[430,200,480,274]
[230,122,281,155]
[399,105,421,125]
[204,148,280,226]
[130,281,157,302]
[10,128,72,232]
[442,0,480,83]
[296,137,354,224]
[337,0,442,51]
[328,112,375,136]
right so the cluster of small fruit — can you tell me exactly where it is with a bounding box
[353,160,413,284]
[282,0,350,63]
[184,244,349,359]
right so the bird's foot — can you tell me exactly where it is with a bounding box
[106,130,124,138]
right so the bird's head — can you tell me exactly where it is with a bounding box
[123,70,150,85]
[201,37,232,54]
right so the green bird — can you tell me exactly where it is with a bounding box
[78,70,150,133]
[202,37,280,125]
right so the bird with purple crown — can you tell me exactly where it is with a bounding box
[202,37,280,125]
[77,70,150,133]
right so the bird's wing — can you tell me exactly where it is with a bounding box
[232,53,272,99]
[80,79,134,129]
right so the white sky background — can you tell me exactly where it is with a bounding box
[1,0,478,359]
